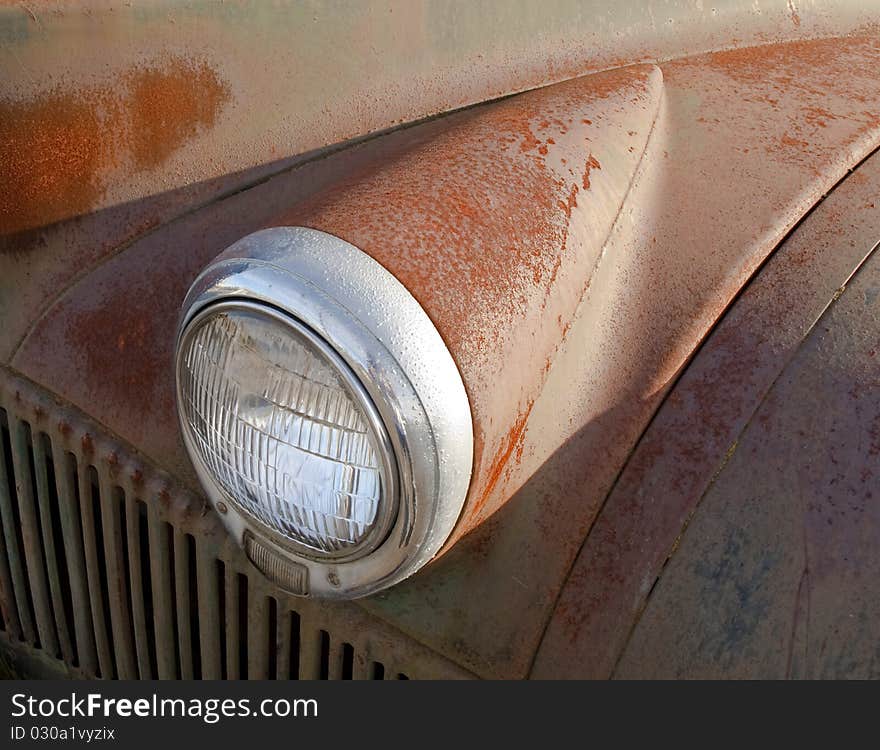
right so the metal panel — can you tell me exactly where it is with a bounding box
[615,246,880,678]
[534,148,880,678]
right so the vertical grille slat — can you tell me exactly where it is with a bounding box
[31,432,74,662]
[196,538,222,679]
[327,638,346,680]
[247,591,270,680]
[125,496,152,678]
[299,623,324,679]
[0,410,24,641]
[147,507,176,679]
[223,562,241,678]
[0,515,20,641]
[50,444,96,673]
[16,422,60,654]
[0,371,475,681]
[2,417,41,647]
[351,649,369,680]
[98,477,137,679]
[12,423,61,659]
[172,528,194,679]
[275,602,291,680]
[77,461,114,677]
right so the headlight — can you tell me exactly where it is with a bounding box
[177,302,397,559]
[175,227,473,598]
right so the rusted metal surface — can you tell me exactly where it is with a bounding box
[0,56,230,236]
[1,0,877,363]
[533,148,880,678]
[1,0,869,228]
[0,365,475,679]
[614,245,880,678]
[8,113,501,489]
[359,32,880,677]
[280,64,664,543]
[8,30,880,679]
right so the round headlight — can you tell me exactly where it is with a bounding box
[177,301,397,560]
[175,227,473,599]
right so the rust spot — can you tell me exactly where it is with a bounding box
[788,0,801,28]
[781,132,810,150]
[472,400,534,519]
[0,56,230,237]
[81,433,94,454]
[0,92,117,238]
[57,420,71,436]
[131,468,143,486]
[278,65,660,540]
[582,154,602,190]
[126,60,229,170]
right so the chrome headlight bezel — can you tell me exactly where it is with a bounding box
[175,227,474,599]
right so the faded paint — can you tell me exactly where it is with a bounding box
[533,147,880,678]
[2,0,873,232]
[0,56,230,236]
[614,245,880,678]
[3,0,879,360]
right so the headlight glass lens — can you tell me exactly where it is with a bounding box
[177,303,395,558]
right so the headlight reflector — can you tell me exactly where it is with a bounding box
[177,302,397,559]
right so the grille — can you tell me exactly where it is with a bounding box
[0,367,472,680]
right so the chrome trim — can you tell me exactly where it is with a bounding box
[176,227,475,599]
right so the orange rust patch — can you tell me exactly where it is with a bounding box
[277,65,658,540]
[472,400,535,519]
[780,132,809,149]
[582,154,601,190]
[127,61,229,170]
[0,57,230,237]
[674,34,880,176]
[0,92,119,237]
